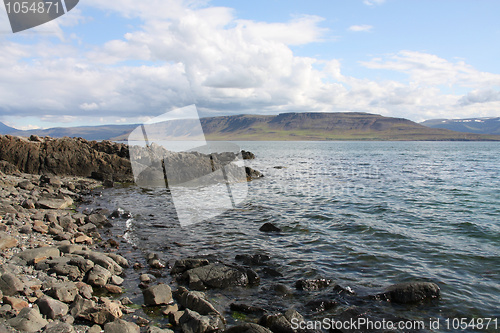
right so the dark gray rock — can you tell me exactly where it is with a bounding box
[235,254,271,266]
[174,286,220,316]
[259,223,281,232]
[379,281,441,304]
[182,263,250,290]
[295,279,332,291]
[259,314,294,333]
[226,323,273,333]
[230,303,266,314]
[36,296,69,319]
[103,319,140,333]
[241,150,256,160]
[179,308,224,333]
[171,258,210,275]
[6,307,48,332]
[142,284,173,306]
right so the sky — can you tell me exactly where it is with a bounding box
[0,0,499,130]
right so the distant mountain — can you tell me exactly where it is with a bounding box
[0,122,17,135]
[421,117,500,135]
[4,113,500,141]
[10,124,137,141]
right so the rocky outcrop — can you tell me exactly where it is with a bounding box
[180,263,258,290]
[377,281,441,304]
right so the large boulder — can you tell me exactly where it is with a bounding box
[181,263,254,290]
[379,282,441,304]
[142,284,173,306]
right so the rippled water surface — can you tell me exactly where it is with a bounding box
[98,141,500,331]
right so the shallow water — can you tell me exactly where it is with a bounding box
[96,141,500,332]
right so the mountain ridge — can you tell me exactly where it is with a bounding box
[420,117,500,135]
[2,112,500,141]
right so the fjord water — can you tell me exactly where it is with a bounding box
[101,141,499,329]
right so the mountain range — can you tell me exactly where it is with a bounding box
[2,112,500,141]
[420,117,500,135]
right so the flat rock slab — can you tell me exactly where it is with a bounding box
[37,197,73,210]
[0,232,18,250]
[182,264,249,290]
[17,247,60,264]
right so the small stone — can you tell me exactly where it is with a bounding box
[0,231,18,250]
[2,296,29,312]
[103,319,140,333]
[105,284,123,294]
[161,303,179,316]
[110,275,124,285]
[135,316,150,326]
[74,235,93,244]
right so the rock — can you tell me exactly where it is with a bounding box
[110,275,124,285]
[230,303,266,314]
[105,284,123,294]
[17,247,60,264]
[78,251,123,275]
[68,256,95,273]
[241,150,256,160]
[226,323,273,333]
[36,296,69,319]
[87,265,112,287]
[174,287,220,316]
[107,253,129,268]
[6,307,48,332]
[140,274,154,283]
[75,298,123,325]
[70,295,96,318]
[379,282,441,304]
[33,220,49,234]
[295,278,332,291]
[259,314,294,333]
[135,316,150,326]
[76,282,93,299]
[305,299,338,312]
[0,232,18,250]
[246,166,264,180]
[104,319,140,333]
[17,180,35,190]
[168,310,184,326]
[142,284,172,306]
[182,263,250,290]
[2,296,29,312]
[171,258,209,275]
[43,321,76,333]
[179,308,224,333]
[88,325,102,333]
[146,327,174,333]
[0,273,24,296]
[235,254,271,266]
[161,303,178,315]
[21,199,36,209]
[74,235,93,244]
[47,282,79,303]
[0,160,19,175]
[58,244,86,254]
[37,197,73,210]
[259,223,281,232]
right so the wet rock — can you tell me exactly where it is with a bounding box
[0,232,18,250]
[379,281,441,304]
[246,167,264,180]
[226,323,273,333]
[174,286,220,316]
[142,283,172,306]
[17,246,60,264]
[179,308,225,333]
[235,254,271,266]
[0,273,24,296]
[241,150,256,160]
[230,303,266,314]
[87,265,112,287]
[295,279,332,291]
[36,296,69,319]
[104,319,140,333]
[43,321,76,333]
[6,307,48,332]
[259,313,294,333]
[182,263,250,290]
[107,253,129,268]
[304,299,338,312]
[171,258,210,275]
[259,223,281,232]
[47,282,79,303]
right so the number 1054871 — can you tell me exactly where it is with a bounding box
[5,1,60,14]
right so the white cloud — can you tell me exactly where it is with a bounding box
[348,25,373,32]
[363,0,386,6]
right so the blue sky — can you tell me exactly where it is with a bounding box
[0,0,499,129]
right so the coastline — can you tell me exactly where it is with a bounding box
[0,136,444,333]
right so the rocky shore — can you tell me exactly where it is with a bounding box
[0,135,441,333]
